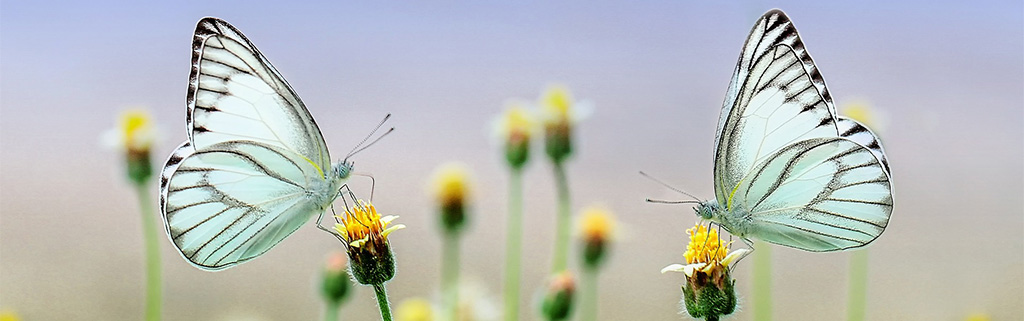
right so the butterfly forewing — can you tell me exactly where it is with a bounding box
[188,18,331,173]
[162,141,326,270]
[714,39,838,206]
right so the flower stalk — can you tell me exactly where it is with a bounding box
[496,102,533,321]
[111,109,161,321]
[503,168,524,321]
[374,283,394,321]
[551,162,571,273]
[752,240,772,321]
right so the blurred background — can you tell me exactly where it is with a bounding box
[1,1,1021,320]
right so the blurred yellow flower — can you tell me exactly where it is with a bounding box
[538,84,588,163]
[0,310,20,321]
[494,101,535,169]
[964,313,991,321]
[840,101,886,134]
[432,162,472,234]
[396,298,435,321]
[113,108,157,153]
[578,206,616,270]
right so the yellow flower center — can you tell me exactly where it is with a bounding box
[118,109,155,151]
[580,207,614,242]
[541,84,573,124]
[502,104,534,140]
[334,200,401,247]
[840,102,876,129]
[433,163,470,205]
[684,223,730,264]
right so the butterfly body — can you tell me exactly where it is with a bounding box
[160,18,357,270]
[700,9,893,252]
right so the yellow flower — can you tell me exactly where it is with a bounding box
[105,108,158,184]
[432,162,472,233]
[396,298,435,321]
[964,313,991,321]
[494,101,535,169]
[538,84,588,163]
[334,200,404,285]
[0,310,20,321]
[114,108,157,153]
[578,206,616,269]
[840,101,886,134]
[661,222,749,320]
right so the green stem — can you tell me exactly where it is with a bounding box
[442,232,461,321]
[324,303,339,321]
[581,267,598,321]
[847,249,869,321]
[503,168,524,321]
[372,283,393,321]
[134,183,162,321]
[752,241,772,321]
[551,162,571,273]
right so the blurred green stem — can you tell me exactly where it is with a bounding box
[752,241,772,321]
[551,162,571,273]
[133,183,162,321]
[442,232,461,321]
[324,303,339,321]
[503,168,523,321]
[847,249,869,321]
[373,283,393,321]
[581,267,598,321]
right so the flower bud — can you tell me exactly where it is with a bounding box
[321,251,351,304]
[540,271,575,321]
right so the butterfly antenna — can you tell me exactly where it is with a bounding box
[645,198,701,204]
[345,113,392,160]
[639,171,702,201]
[347,127,394,160]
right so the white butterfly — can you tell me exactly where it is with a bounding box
[696,9,893,252]
[160,18,367,270]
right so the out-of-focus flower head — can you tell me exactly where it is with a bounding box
[321,251,352,305]
[540,271,576,321]
[577,206,616,270]
[493,100,536,169]
[396,297,435,321]
[538,84,589,164]
[104,108,159,185]
[431,162,472,234]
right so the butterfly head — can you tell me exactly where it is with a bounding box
[332,161,354,180]
[694,201,722,222]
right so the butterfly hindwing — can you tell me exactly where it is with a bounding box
[732,137,892,251]
[161,141,325,270]
[188,17,331,173]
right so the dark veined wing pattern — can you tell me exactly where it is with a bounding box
[188,17,331,173]
[161,141,325,270]
[161,18,338,270]
[733,137,892,251]
[713,9,893,251]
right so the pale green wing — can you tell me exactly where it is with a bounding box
[714,9,840,208]
[731,137,892,251]
[187,17,331,174]
[160,141,328,270]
